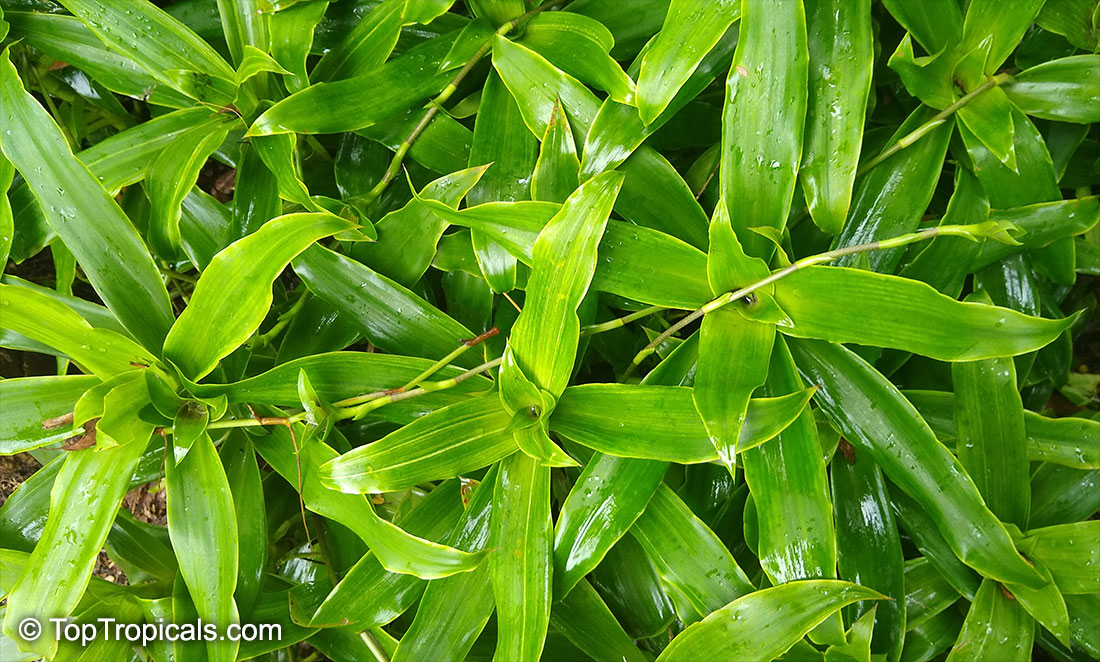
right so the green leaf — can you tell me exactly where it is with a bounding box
[1037,0,1100,50]
[960,106,1059,209]
[580,29,735,178]
[800,0,873,233]
[906,390,1100,470]
[164,213,353,379]
[951,299,1032,528]
[553,385,815,463]
[499,351,576,467]
[249,33,456,135]
[1004,55,1100,124]
[467,70,536,291]
[1018,522,1100,595]
[519,12,636,105]
[774,266,1076,361]
[945,579,1033,662]
[491,33,710,249]
[550,334,696,601]
[745,337,838,588]
[531,98,580,204]
[549,579,648,662]
[905,558,962,630]
[881,0,962,54]
[293,245,478,365]
[402,0,456,25]
[312,0,403,82]
[423,197,713,308]
[4,11,193,107]
[956,83,1018,169]
[146,123,229,258]
[693,203,775,469]
[107,510,177,585]
[0,376,99,456]
[890,485,981,602]
[467,0,523,24]
[190,351,492,422]
[305,479,468,626]
[972,197,1100,271]
[2,439,149,659]
[320,394,515,493]
[0,50,175,351]
[441,17,495,71]
[172,400,209,452]
[256,423,484,579]
[694,309,774,470]
[235,44,291,85]
[901,608,965,662]
[636,0,738,124]
[57,0,236,101]
[1066,593,1100,657]
[392,466,497,662]
[491,450,553,661]
[87,109,233,193]
[230,143,282,240]
[251,133,318,212]
[165,433,239,662]
[831,444,906,662]
[0,457,62,554]
[632,484,754,622]
[0,154,12,268]
[355,165,488,287]
[218,433,266,619]
[720,0,808,258]
[789,339,1045,588]
[1002,559,1070,648]
[216,0,268,66]
[506,171,623,397]
[594,222,713,308]
[268,1,328,93]
[0,284,158,378]
[553,453,666,598]
[589,534,676,638]
[657,580,885,662]
[832,108,954,273]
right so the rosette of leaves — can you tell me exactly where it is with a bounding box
[1,0,1098,660]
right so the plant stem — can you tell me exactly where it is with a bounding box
[338,357,502,420]
[397,327,498,392]
[159,265,198,284]
[357,0,569,207]
[203,357,502,430]
[856,73,1011,178]
[624,223,1009,377]
[249,290,312,348]
[29,63,76,150]
[360,630,390,662]
[580,305,666,336]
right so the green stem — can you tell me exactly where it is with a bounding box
[357,0,569,207]
[580,305,665,336]
[360,630,390,662]
[204,356,502,430]
[249,290,312,348]
[207,412,307,430]
[398,327,498,392]
[338,356,502,420]
[159,265,198,284]
[312,514,340,587]
[29,63,76,150]
[856,73,1011,178]
[624,223,1009,376]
